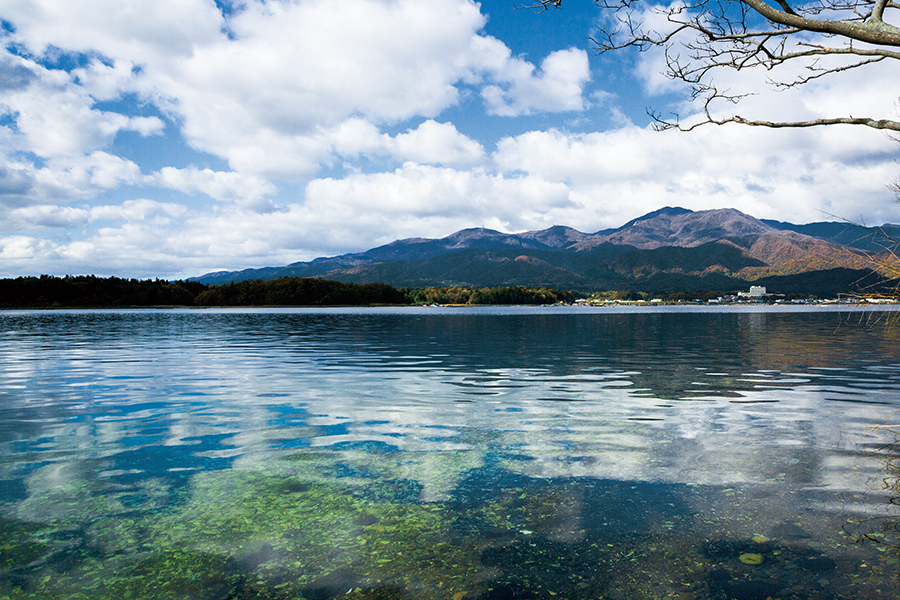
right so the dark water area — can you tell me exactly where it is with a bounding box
[1,306,900,599]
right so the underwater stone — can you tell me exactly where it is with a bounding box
[739,553,764,565]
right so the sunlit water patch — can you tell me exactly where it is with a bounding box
[1,306,900,599]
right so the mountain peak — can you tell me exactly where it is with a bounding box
[585,207,774,250]
[445,227,506,242]
[618,206,694,230]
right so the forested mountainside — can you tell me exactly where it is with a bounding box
[193,207,899,294]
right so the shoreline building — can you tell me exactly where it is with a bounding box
[737,286,767,299]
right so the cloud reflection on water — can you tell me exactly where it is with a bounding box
[2,308,899,504]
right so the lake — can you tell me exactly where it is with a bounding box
[1,306,899,599]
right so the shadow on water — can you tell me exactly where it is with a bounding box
[843,422,900,579]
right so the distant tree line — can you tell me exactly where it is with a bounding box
[0,275,206,308]
[0,275,576,308]
[194,278,406,306]
[6,274,872,308]
[403,286,574,305]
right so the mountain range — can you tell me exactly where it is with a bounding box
[193,207,900,295]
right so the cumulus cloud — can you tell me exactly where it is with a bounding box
[163,0,587,176]
[389,121,487,167]
[1,0,591,180]
[481,47,591,116]
[0,53,163,160]
[32,152,144,198]
[154,166,278,210]
[329,119,486,167]
[6,199,187,232]
[0,150,146,210]
[0,0,224,60]
[0,236,55,261]
[89,199,189,224]
[0,164,36,198]
[9,205,92,229]
[306,162,575,236]
[493,124,899,226]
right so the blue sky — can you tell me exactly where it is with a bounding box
[0,0,897,279]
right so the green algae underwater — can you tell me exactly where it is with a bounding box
[2,445,900,600]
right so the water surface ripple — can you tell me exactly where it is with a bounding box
[1,306,900,599]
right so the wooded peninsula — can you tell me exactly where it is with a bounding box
[0,275,576,308]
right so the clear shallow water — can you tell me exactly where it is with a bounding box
[1,306,900,599]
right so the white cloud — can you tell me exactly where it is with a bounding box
[495,128,652,182]
[138,0,497,177]
[0,0,224,61]
[33,152,144,196]
[305,162,575,236]
[0,235,55,260]
[493,124,899,227]
[9,205,91,229]
[154,166,278,210]
[6,198,187,232]
[4,72,129,159]
[0,53,163,160]
[125,116,165,137]
[70,58,141,101]
[0,163,36,199]
[2,0,591,181]
[89,199,189,224]
[389,120,487,167]
[0,151,145,211]
[76,152,145,188]
[166,0,587,176]
[482,47,591,117]
[328,119,486,167]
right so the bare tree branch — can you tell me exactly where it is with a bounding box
[533,0,900,132]
[770,55,886,87]
[740,0,900,46]
[731,115,900,129]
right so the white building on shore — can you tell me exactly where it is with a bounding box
[737,286,767,299]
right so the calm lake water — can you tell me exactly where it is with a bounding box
[1,306,900,600]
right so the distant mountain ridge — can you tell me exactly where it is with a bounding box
[193,207,900,295]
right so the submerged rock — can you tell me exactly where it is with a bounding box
[739,553,764,565]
